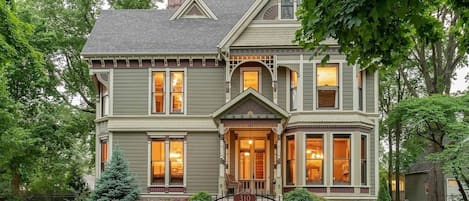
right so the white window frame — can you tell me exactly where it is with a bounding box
[149,68,187,116]
[360,133,370,187]
[240,67,262,93]
[278,0,302,20]
[97,135,109,177]
[283,133,297,187]
[100,83,109,117]
[147,132,187,190]
[316,63,341,110]
[289,70,299,111]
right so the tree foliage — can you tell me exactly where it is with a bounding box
[108,0,156,9]
[88,148,140,201]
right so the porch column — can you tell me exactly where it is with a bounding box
[218,123,227,195]
[275,123,284,197]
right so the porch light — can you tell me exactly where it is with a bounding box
[244,152,250,156]
[248,139,253,145]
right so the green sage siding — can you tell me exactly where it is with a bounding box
[303,63,314,110]
[231,68,241,99]
[113,69,148,115]
[366,70,376,113]
[187,68,225,115]
[113,132,148,191]
[277,67,287,109]
[186,133,219,193]
[342,63,353,110]
[261,67,273,100]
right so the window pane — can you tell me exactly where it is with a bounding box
[153,72,165,113]
[240,151,251,180]
[101,141,107,172]
[306,135,323,184]
[333,135,351,185]
[361,135,367,185]
[290,71,298,110]
[358,71,363,111]
[286,136,295,185]
[151,140,165,185]
[169,139,184,185]
[171,72,184,113]
[318,90,337,108]
[317,65,338,86]
[255,152,265,179]
[101,85,109,116]
[243,71,259,91]
[281,0,294,19]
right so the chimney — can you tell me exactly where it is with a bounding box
[168,0,185,9]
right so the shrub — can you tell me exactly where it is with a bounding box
[283,188,327,201]
[189,192,212,201]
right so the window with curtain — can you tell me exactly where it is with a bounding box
[152,72,165,113]
[170,72,184,113]
[169,139,184,185]
[290,70,298,111]
[333,134,351,185]
[151,140,165,185]
[151,138,185,186]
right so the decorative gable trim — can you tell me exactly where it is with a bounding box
[217,0,269,52]
[212,88,289,119]
[169,0,218,20]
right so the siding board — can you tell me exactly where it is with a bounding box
[187,133,219,193]
[342,63,353,110]
[113,69,148,115]
[233,27,297,47]
[113,132,148,192]
[303,64,314,110]
[231,68,241,99]
[261,67,273,100]
[187,68,225,115]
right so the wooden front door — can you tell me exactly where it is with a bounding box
[239,138,266,194]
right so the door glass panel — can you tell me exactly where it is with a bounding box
[240,151,251,180]
[255,151,265,179]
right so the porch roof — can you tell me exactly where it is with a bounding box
[212,88,290,120]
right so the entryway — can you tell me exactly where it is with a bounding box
[238,137,266,194]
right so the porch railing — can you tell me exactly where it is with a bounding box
[239,180,266,194]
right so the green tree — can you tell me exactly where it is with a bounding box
[378,175,392,201]
[108,0,156,9]
[89,148,140,201]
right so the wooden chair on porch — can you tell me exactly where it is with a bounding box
[225,173,241,195]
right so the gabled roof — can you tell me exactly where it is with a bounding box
[212,88,289,119]
[169,0,218,20]
[81,0,255,57]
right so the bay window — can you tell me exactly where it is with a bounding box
[286,136,296,185]
[333,134,351,185]
[317,64,339,109]
[100,140,108,172]
[152,71,185,114]
[290,71,298,111]
[151,137,185,186]
[100,84,109,116]
[361,135,367,185]
[305,134,324,185]
[358,71,363,111]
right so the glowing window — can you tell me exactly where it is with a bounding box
[151,138,185,186]
[243,71,259,91]
[171,72,184,113]
[333,134,351,185]
[151,140,165,185]
[100,140,108,172]
[306,135,323,185]
[152,72,165,113]
[317,64,339,108]
[286,136,296,185]
[290,71,298,110]
[169,139,184,185]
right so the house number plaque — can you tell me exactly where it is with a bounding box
[234,194,256,201]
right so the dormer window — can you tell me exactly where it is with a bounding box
[241,67,261,92]
[317,64,339,109]
[280,0,302,20]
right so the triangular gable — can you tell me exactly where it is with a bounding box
[170,0,218,20]
[217,0,270,51]
[212,88,289,119]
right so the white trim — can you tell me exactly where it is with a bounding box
[240,67,262,93]
[277,60,301,64]
[330,133,352,186]
[374,70,379,113]
[147,139,151,186]
[149,68,186,116]
[147,132,187,137]
[249,23,301,28]
[286,69,291,111]
[165,139,170,186]
[148,68,152,115]
[183,140,187,187]
[339,63,344,111]
[374,119,379,195]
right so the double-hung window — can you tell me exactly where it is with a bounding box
[357,71,364,111]
[152,71,185,114]
[333,134,351,185]
[100,84,109,117]
[151,137,185,186]
[305,134,324,185]
[290,71,298,111]
[361,135,368,185]
[100,140,108,172]
[286,135,296,185]
[317,64,339,109]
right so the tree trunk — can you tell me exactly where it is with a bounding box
[11,167,20,195]
[427,144,446,201]
[453,167,469,201]
[388,128,394,199]
[395,122,401,201]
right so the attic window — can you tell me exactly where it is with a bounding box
[181,4,205,18]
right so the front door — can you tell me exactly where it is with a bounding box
[239,138,266,194]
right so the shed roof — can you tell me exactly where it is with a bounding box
[81,0,255,56]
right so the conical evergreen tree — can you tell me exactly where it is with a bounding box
[88,147,139,201]
[377,177,392,201]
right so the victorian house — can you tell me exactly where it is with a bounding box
[82,0,379,200]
